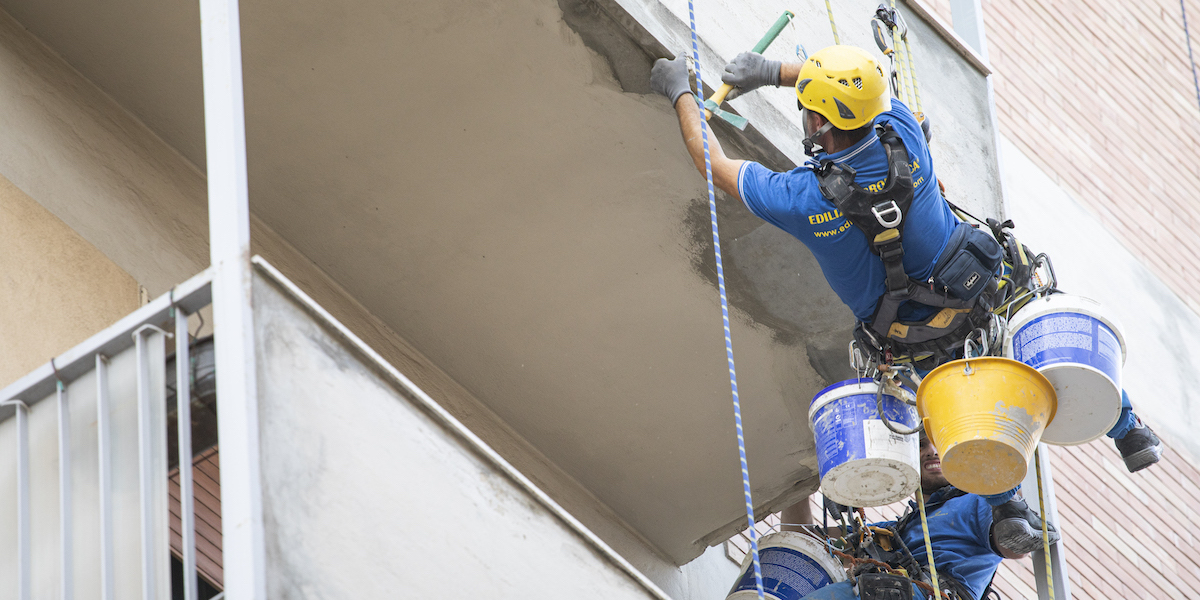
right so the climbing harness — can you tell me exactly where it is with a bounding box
[816,123,1008,372]
[683,0,764,597]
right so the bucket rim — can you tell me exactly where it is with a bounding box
[808,378,915,428]
[1008,293,1126,362]
[740,531,847,582]
[917,357,1058,425]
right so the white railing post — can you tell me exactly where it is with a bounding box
[56,376,73,600]
[2,400,31,600]
[135,325,171,600]
[199,0,265,597]
[175,309,198,600]
[96,355,115,600]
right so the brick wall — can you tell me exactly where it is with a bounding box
[989,440,1200,599]
[920,0,1200,312]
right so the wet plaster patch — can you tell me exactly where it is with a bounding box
[557,0,854,384]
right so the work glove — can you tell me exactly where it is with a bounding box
[722,52,782,100]
[650,55,694,105]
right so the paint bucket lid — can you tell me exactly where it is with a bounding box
[1007,293,1125,445]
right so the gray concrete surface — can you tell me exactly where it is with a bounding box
[253,268,663,600]
[1001,136,1200,462]
[0,0,1004,571]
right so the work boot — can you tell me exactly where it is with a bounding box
[991,496,1059,555]
[1114,419,1163,473]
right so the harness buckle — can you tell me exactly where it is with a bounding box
[872,200,903,228]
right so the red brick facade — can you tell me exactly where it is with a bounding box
[927,0,1200,312]
[991,441,1200,599]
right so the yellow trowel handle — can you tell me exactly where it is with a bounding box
[703,84,737,120]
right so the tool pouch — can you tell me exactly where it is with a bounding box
[858,573,914,600]
[931,222,1003,301]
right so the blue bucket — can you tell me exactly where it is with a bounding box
[726,532,846,600]
[807,379,920,507]
[1008,294,1125,445]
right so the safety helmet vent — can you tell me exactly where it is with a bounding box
[838,78,850,87]
[853,77,863,89]
[814,60,822,68]
[834,97,856,120]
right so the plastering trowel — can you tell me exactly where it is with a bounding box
[703,10,795,131]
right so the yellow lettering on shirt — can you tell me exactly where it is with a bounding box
[808,209,844,225]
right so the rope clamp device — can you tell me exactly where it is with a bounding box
[872,201,903,228]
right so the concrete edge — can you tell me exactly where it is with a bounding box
[250,255,676,600]
[904,0,992,76]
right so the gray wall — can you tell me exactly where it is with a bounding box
[1000,137,1200,462]
[252,265,666,599]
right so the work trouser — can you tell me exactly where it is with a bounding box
[798,580,930,600]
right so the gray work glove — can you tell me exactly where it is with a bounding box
[722,52,782,100]
[650,55,694,105]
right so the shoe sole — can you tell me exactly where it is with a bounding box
[1124,444,1163,473]
[994,518,1060,555]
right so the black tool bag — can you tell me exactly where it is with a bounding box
[858,573,914,600]
[930,222,1004,302]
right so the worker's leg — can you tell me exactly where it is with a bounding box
[798,581,858,599]
[979,487,1018,506]
[1109,389,1163,472]
[1105,389,1137,439]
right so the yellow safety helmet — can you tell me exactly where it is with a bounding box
[796,45,890,130]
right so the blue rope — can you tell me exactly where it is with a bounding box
[1183,0,1200,114]
[684,3,764,598]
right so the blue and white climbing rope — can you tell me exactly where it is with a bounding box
[684,2,765,598]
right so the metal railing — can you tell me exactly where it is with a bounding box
[0,268,214,600]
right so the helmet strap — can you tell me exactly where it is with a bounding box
[803,121,835,156]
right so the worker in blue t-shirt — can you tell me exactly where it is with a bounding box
[783,432,1027,600]
[649,43,1164,551]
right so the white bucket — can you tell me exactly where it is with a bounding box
[1006,293,1125,445]
[808,379,920,507]
[726,531,847,600]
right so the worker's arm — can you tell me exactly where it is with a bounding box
[672,94,745,199]
[779,62,803,88]
[651,56,745,200]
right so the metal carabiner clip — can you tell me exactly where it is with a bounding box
[872,201,903,228]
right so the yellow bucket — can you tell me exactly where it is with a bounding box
[916,357,1057,495]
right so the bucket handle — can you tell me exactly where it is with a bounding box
[876,379,923,436]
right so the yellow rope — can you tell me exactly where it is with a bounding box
[902,32,922,113]
[1035,448,1056,600]
[888,0,910,105]
[916,487,941,596]
[824,0,841,44]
